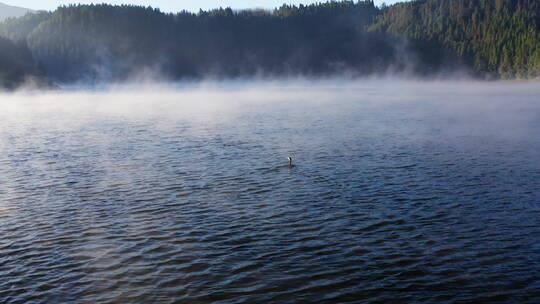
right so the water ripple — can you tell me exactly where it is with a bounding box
[2,84,540,303]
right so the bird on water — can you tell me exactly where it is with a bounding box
[288,156,295,168]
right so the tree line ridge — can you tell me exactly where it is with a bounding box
[0,0,538,88]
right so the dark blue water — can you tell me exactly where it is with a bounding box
[1,81,540,303]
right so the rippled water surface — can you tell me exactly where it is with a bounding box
[1,81,540,303]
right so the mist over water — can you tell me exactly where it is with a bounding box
[1,80,540,303]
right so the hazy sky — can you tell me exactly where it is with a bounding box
[5,0,409,12]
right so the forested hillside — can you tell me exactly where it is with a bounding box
[371,0,540,79]
[0,1,414,82]
[0,0,538,86]
[0,36,44,89]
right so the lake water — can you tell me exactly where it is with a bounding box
[1,80,540,303]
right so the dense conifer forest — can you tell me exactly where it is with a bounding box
[370,0,540,79]
[0,36,44,89]
[0,0,538,88]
